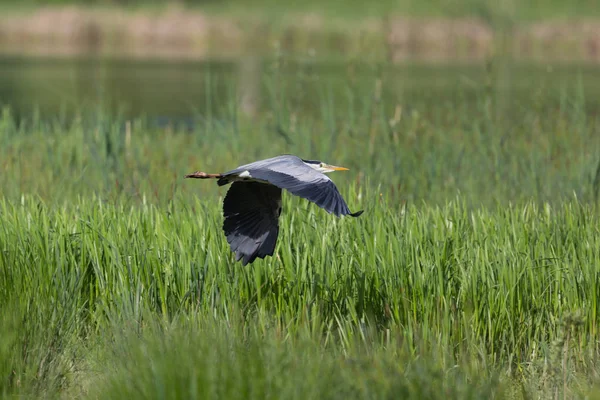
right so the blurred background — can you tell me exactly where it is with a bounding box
[3,3,600,399]
[1,0,599,121]
[1,0,600,208]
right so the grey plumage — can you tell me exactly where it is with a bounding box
[186,155,363,265]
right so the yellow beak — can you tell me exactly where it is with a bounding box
[326,164,349,171]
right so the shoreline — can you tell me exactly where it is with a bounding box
[0,6,599,63]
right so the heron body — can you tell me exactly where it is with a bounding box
[185,155,363,265]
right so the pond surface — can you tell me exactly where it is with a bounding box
[1,55,599,123]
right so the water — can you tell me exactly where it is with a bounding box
[1,55,599,123]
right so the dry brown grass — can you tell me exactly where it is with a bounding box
[1,6,600,62]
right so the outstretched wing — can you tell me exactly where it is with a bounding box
[221,155,363,217]
[222,181,282,265]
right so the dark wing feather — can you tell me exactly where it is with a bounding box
[243,169,363,218]
[222,181,282,265]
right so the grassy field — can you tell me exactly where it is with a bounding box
[2,195,599,398]
[1,62,600,398]
[2,0,600,20]
[197,0,600,21]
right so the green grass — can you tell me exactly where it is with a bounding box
[1,61,600,207]
[2,0,600,21]
[1,62,600,398]
[1,196,599,398]
[198,0,600,21]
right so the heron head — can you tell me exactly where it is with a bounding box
[303,159,349,174]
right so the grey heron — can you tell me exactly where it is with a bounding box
[185,155,363,265]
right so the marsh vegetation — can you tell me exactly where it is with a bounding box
[1,51,599,398]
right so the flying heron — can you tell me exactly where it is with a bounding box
[185,155,363,265]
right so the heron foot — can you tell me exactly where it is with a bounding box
[184,171,221,179]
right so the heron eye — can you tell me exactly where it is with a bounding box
[320,163,324,168]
